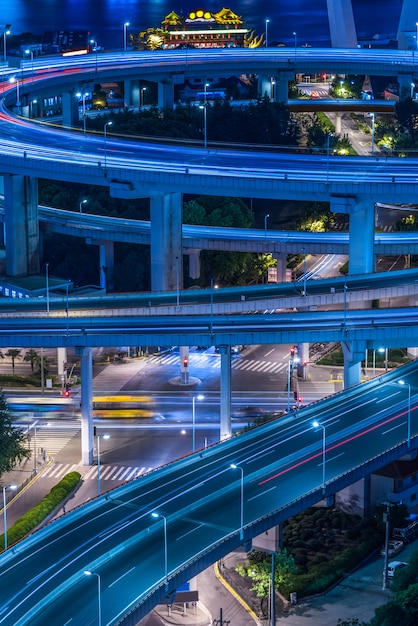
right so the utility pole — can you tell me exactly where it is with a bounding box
[213,608,230,626]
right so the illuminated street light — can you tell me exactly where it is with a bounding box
[76,92,89,134]
[293,31,297,61]
[25,48,34,80]
[104,121,112,166]
[45,262,49,314]
[265,19,270,47]
[370,112,375,156]
[287,355,300,412]
[140,86,147,108]
[79,198,87,213]
[3,25,11,63]
[97,433,110,495]
[9,76,20,112]
[230,464,244,540]
[264,213,270,241]
[312,421,327,491]
[123,22,130,52]
[398,380,411,447]
[3,484,17,550]
[192,394,205,452]
[83,570,101,626]
[151,512,168,588]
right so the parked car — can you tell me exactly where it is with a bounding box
[380,540,404,558]
[387,561,408,578]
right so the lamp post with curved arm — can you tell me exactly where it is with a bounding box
[83,570,101,626]
[230,463,244,540]
[104,121,112,166]
[3,484,17,550]
[151,512,168,588]
[313,421,327,491]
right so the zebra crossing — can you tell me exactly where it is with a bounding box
[40,462,153,483]
[145,353,289,375]
[30,424,80,460]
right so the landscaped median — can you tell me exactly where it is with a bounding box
[1,471,82,551]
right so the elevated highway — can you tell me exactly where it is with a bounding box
[0,361,417,625]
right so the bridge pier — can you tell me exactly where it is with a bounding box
[219,346,232,440]
[158,79,174,109]
[331,195,375,274]
[150,193,182,291]
[188,249,201,280]
[4,174,39,276]
[124,79,140,108]
[79,347,94,465]
[99,240,114,291]
[61,91,79,128]
[342,340,365,388]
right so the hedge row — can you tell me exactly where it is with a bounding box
[1,471,81,551]
[292,535,383,596]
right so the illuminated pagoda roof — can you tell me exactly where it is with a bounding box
[162,7,245,31]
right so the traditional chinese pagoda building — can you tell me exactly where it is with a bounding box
[138,7,263,50]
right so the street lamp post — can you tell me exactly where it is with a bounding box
[25,48,34,80]
[84,570,102,626]
[411,82,416,99]
[151,512,168,588]
[3,26,11,63]
[140,86,147,108]
[77,92,88,134]
[293,31,297,62]
[287,356,300,412]
[301,247,307,295]
[123,22,130,52]
[210,277,218,335]
[45,262,49,314]
[370,112,375,156]
[79,198,87,213]
[192,394,204,452]
[230,464,244,540]
[399,380,411,447]
[312,421,327,491]
[264,213,270,241]
[9,77,20,112]
[3,484,17,550]
[175,255,180,308]
[265,19,270,48]
[104,121,112,166]
[97,433,110,495]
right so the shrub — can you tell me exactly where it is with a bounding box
[1,471,81,550]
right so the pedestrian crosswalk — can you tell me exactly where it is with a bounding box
[30,425,80,461]
[40,462,153,482]
[144,353,289,375]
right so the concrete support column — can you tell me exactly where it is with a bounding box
[398,74,414,100]
[188,249,201,280]
[4,174,39,276]
[124,79,132,107]
[297,343,310,380]
[179,346,190,384]
[150,193,182,291]
[275,72,294,104]
[219,346,231,441]
[331,196,375,274]
[272,253,288,283]
[57,347,67,378]
[79,347,94,465]
[335,111,342,134]
[158,79,174,109]
[257,75,271,99]
[99,240,114,291]
[341,340,366,389]
[327,0,358,48]
[61,91,79,128]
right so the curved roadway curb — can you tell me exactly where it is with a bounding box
[214,560,262,625]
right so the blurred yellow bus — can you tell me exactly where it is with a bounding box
[92,394,155,418]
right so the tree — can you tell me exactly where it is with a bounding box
[236,548,298,612]
[23,349,39,372]
[5,349,21,375]
[0,390,30,476]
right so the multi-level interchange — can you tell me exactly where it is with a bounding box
[1,19,418,624]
